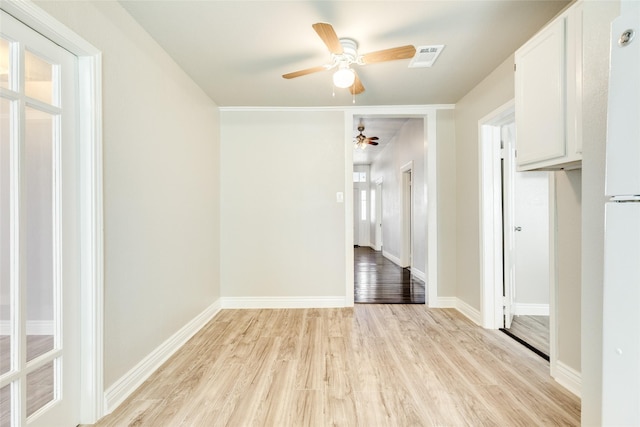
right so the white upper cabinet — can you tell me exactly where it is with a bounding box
[515,2,583,171]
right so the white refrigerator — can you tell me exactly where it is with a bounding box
[603,1,640,424]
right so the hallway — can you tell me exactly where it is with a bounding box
[354,247,425,304]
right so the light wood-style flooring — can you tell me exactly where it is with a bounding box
[93,306,579,426]
[507,315,550,357]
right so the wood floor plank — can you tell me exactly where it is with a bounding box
[93,306,580,426]
[354,247,425,304]
[295,317,325,390]
[253,358,297,426]
[292,389,324,427]
[324,387,358,427]
[507,314,550,355]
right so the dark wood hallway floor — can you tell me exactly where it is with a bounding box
[354,246,425,304]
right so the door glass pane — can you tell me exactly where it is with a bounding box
[26,360,54,417]
[25,50,54,105]
[0,97,11,376]
[0,383,11,427]
[0,38,9,90]
[25,107,55,362]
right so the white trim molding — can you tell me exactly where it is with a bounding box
[478,100,515,330]
[411,268,426,282]
[433,297,483,326]
[0,320,54,335]
[454,298,483,326]
[434,296,457,308]
[221,296,346,309]
[343,106,443,310]
[103,300,222,415]
[513,303,550,316]
[553,361,581,398]
[382,250,402,267]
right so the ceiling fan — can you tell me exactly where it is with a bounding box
[282,23,416,95]
[354,122,379,149]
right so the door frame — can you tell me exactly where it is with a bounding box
[374,178,383,251]
[479,100,514,329]
[344,106,442,307]
[1,1,105,423]
[353,185,360,246]
[479,100,558,370]
[400,162,413,268]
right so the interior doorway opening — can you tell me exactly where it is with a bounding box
[480,101,552,361]
[499,121,551,359]
[401,164,413,269]
[0,4,104,424]
[349,113,427,305]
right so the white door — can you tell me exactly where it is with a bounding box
[502,124,516,328]
[1,11,80,426]
[502,123,550,328]
[512,171,550,314]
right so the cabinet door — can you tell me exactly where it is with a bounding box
[515,18,566,169]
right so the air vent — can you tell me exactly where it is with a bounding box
[409,45,445,68]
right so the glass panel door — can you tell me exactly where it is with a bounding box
[0,10,79,427]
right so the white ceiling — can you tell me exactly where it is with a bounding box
[352,117,410,165]
[118,0,569,164]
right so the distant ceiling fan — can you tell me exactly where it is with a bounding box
[354,122,379,150]
[282,23,416,95]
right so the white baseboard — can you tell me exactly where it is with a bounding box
[221,296,346,309]
[382,250,402,267]
[103,299,222,415]
[514,303,550,316]
[432,296,456,308]
[0,320,54,335]
[411,268,426,282]
[431,297,482,326]
[454,298,482,326]
[553,361,581,398]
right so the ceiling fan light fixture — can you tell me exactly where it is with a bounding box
[333,67,355,88]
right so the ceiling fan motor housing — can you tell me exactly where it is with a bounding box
[335,38,359,65]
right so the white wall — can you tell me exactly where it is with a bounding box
[369,118,426,276]
[220,110,345,301]
[555,170,581,373]
[454,55,515,310]
[436,109,457,297]
[35,1,222,389]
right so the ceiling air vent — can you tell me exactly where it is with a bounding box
[409,45,445,68]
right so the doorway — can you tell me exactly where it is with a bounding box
[0,4,104,424]
[479,101,552,360]
[1,10,82,425]
[401,163,413,269]
[344,108,438,307]
[500,121,550,358]
[350,116,426,305]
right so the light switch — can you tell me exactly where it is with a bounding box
[336,192,344,203]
